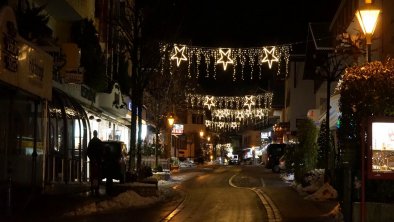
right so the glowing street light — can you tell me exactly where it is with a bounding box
[356,1,380,62]
[199,130,204,138]
[168,114,175,157]
[356,2,380,221]
[167,114,175,126]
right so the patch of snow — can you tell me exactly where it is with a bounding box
[65,190,161,216]
[304,182,338,201]
[64,171,203,216]
[280,173,294,182]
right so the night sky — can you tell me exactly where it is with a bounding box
[151,0,342,104]
[160,0,341,47]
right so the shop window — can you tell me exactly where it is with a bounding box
[367,117,394,179]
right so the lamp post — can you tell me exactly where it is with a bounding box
[356,2,380,222]
[199,130,204,160]
[168,114,175,157]
[356,1,380,62]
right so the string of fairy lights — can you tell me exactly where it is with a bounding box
[159,42,285,131]
[186,93,273,132]
[160,43,291,81]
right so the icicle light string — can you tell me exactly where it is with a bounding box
[162,44,292,80]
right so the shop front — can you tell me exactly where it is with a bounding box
[46,89,90,184]
[45,82,132,184]
[0,6,53,203]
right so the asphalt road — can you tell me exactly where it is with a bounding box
[26,165,337,222]
[166,165,338,222]
[168,166,266,222]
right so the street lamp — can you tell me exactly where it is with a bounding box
[356,2,380,222]
[199,130,204,160]
[168,114,175,157]
[356,1,380,62]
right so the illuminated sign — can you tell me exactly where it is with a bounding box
[172,124,184,135]
[368,117,394,179]
[261,132,270,139]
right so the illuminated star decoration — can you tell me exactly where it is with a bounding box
[216,110,225,120]
[203,96,216,110]
[255,108,264,119]
[231,122,238,129]
[216,48,234,70]
[243,95,256,110]
[235,111,244,121]
[244,109,253,118]
[261,46,279,69]
[170,45,187,67]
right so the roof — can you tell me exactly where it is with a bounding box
[308,23,334,51]
[304,23,335,80]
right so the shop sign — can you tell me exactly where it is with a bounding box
[3,21,18,72]
[172,124,184,135]
[81,84,96,102]
[0,7,52,100]
[63,67,84,84]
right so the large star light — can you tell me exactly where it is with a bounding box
[243,95,256,110]
[203,96,216,110]
[216,48,234,70]
[261,47,279,69]
[235,111,244,121]
[244,109,252,118]
[216,110,225,120]
[170,45,187,66]
[255,108,264,119]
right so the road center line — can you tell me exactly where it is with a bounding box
[229,174,282,222]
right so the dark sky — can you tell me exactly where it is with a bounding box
[161,0,341,47]
[151,0,341,104]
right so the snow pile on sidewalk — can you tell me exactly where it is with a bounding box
[289,169,338,201]
[66,190,162,216]
[304,182,338,201]
[280,173,294,182]
[281,169,342,221]
[65,171,203,216]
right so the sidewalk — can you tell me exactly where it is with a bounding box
[1,181,162,222]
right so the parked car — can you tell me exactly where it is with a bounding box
[101,140,128,183]
[179,160,196,168]
[265,143,287,172]
[229,154,240,165]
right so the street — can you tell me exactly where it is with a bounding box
[168,166,266,222]
[39,165,338,222]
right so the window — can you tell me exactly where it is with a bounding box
[192,114,204,124]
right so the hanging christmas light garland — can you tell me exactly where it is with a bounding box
[205,120,241,131]
[162,44,292,81]
[187,92,273,132]
[186,93,273,110]
[211,108,269,121]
